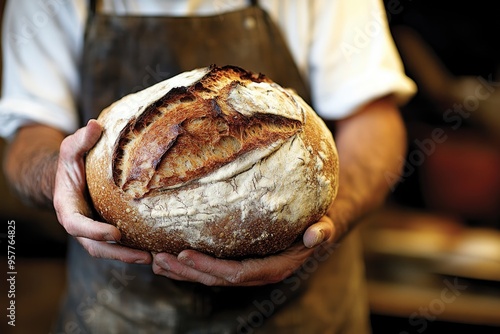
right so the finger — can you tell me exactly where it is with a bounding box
[153,253,226,286]
[56,120,102,193]
[62,212,120,242]
[80,119,102,152]
[302,217,334,248]
[60,119,102,160]
[78,237,152,264]
[54,119,108,236]
[177,250,292,285]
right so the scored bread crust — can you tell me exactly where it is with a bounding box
[86,65,339,258]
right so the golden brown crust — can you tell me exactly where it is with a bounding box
[86,65,338,259]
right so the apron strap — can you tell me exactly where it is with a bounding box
[89,0,97,16]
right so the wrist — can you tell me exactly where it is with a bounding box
[7,147,59,209]
[4,125,64,209]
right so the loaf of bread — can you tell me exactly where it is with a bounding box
[85,65,339,258]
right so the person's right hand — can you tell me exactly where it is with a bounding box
[53,120,152,264]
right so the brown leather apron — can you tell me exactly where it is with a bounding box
[53,1,370,333]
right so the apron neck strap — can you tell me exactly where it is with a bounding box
[89,0,97,16]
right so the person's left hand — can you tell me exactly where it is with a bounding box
[152,215,336,286]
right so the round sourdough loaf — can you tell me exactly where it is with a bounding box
[85,65,339,258]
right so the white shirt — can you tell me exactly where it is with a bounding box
[0,0,416,139]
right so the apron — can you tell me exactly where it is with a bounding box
[53,1,371,333]
[79,0,311,123]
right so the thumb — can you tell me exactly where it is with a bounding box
[302,216,334,248]
[61,119,102,159]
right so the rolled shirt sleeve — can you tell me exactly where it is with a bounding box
[0,0,86,139]
[263,0,416,120]
[308,0,416,119]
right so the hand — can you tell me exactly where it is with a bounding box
[53,120,152,264]
[152,215,337,286]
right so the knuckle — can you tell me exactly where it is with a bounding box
[88,249,99,258]
[200,278,218,287]
[152,263,164,276]
[59,137,73,157]
[57,215,73,232]
[85,244,99,258]
[81,240,102,259]
[52,194,64,212]
[225,271,244,284]
[177,267,193,278]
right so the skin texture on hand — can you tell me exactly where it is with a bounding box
[152,214,336,286]
[4,120,152,264]
[53,120,152,264]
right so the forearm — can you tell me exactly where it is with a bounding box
[3,125,65,209]
[328,96,407,239]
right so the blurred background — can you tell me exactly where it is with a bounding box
[0,0,499,333]
[365,0,500,333]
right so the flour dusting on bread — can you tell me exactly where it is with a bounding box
[86,65,338,258]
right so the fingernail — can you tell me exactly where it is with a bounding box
[104,231,118,242]
[179,256,195,268]
[311,229,325,247]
